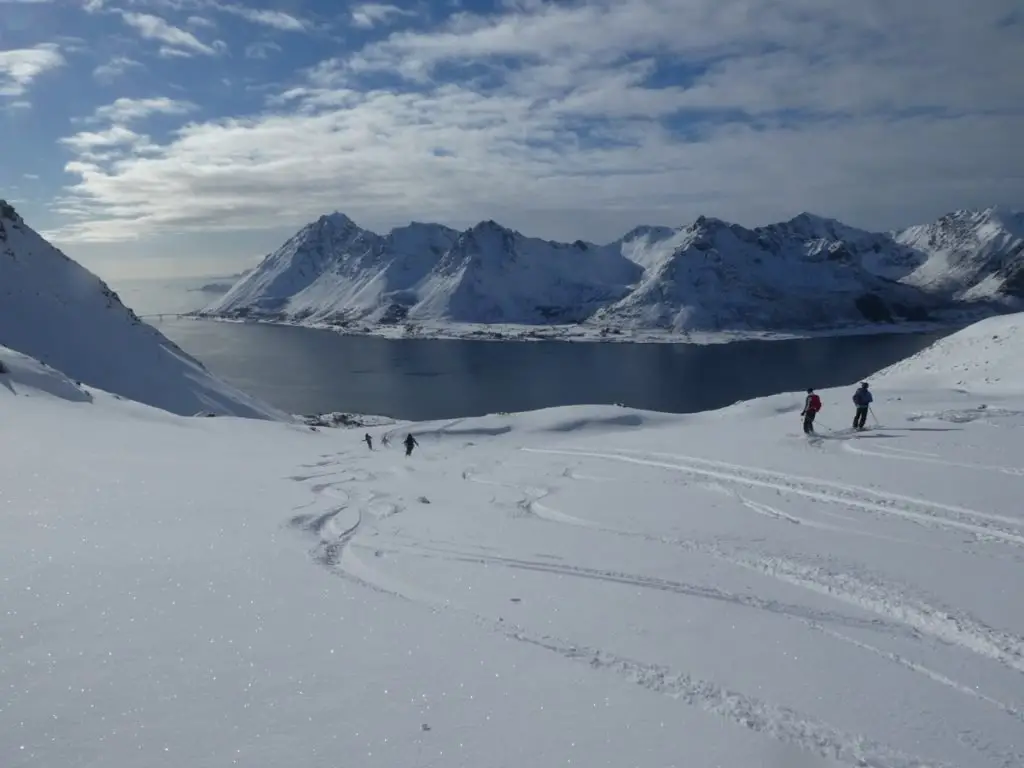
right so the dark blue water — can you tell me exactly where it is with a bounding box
[156,319,955,420]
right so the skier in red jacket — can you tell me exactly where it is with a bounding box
[801,388,822,434]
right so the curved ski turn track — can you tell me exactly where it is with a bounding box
[282,397,1024,768]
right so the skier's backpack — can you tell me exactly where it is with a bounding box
[808,393,822,412]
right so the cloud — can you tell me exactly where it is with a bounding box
[119,11,224,56]
[215,4,308,31]
[0,44,64,97]
[92,55,144,83]
[52,0,1024,244]
[59,125,146,151]
[186,15,216,29]
[91,96,196,124]
[245,41,283,59]
[350,3,417,29]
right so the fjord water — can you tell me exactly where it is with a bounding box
[154,317,952,420]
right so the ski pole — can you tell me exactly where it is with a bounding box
[869,407,879,426]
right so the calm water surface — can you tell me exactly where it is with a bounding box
[155,318,955,420]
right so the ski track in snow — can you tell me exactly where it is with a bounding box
[284,461,939,767]
[336,539,948,768]
[841,441,1024,476]
[810,623,1024,726]
[524,447,1024,676]
[702,482,929,546]
[369,539,908,637]
[470,466,1024,678]
[525,447,1024,546]
[277,433,1024,768]
[466,457,1024,672]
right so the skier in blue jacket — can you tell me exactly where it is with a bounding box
[852,382,873,430]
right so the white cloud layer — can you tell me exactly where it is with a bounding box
[53,0,1024,244]
[119,11,224,56]
[0,44,65,97]
[91,96,196,123]
[92,55,144,82]
[216,4,308,32]
[350,3,417,29]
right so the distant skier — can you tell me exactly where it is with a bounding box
[404,433,418,457]
[364,433,373,450]
[381,434,390,448]
[852,382,873,430]
[801,388,822,434]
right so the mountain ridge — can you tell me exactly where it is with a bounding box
[199,205,1024,339]
[0,200,286,419]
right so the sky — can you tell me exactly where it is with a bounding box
[1,0,1022,279]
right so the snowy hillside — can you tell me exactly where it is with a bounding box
[0,201,284,419]
[594,214,933,331]
[893,207,1024,301]
[872,311,1024,394]
[201,206,1024,340]
[4,313,1024,768]
[206,216,637,326]
[0,344,94,403]
[411,221,638,324]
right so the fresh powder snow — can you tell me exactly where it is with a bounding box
[0,201,285,420]
[3,313,1024,767]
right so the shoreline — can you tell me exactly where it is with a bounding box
[182,312,973,345]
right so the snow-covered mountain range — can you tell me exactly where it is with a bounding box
[200,207,1024,338]
[0,200,284,419]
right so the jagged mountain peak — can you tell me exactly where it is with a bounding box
[893,206,1024,299]
[394,220,459,234]
[467,219,515,236]
[315,211,361,230]
[287,211,369,247]
[0,199,22,223]
[772,211,880,244]
[289,211,377,252]
[689,214,732,231]
[453,219,518,256]
[789,211,844,227]
[202,204,1022,335]
[932,206,1024,235]
[618,225,679,243]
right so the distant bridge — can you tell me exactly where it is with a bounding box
[137,313,194,322]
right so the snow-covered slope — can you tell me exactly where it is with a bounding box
[5,313,1024,768]
[0,344,94,403]
[596,214,934,331]
[872,311,1024,394]
[0,200,285,419]
[290,220,462,324]
[411,221,638,323]
[210,212,380,316]
[203,207,1024,339]
[893,207,1024,301]
[206,216,636,326]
